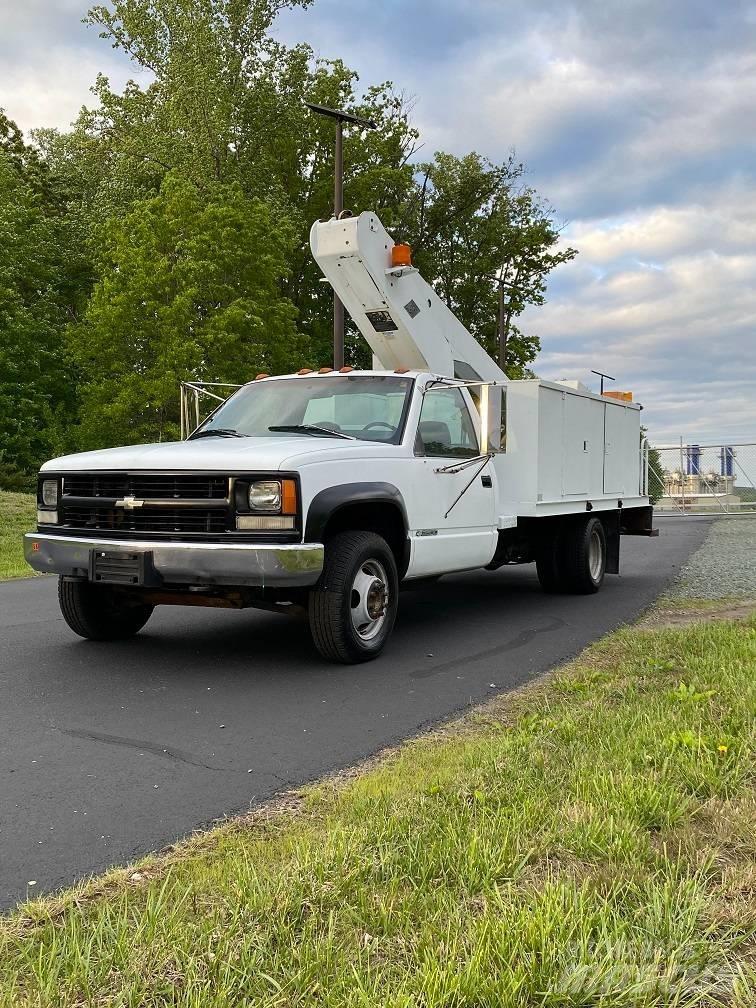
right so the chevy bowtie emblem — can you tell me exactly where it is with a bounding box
[115,495,144,510]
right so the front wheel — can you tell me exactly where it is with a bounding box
[58,578,154,640]
[308,531,398,663]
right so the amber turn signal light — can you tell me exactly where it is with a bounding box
[281,479,297,515]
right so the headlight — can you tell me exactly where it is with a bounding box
[41,479,59,507]
[248,480,282,512]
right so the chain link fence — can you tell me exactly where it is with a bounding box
[650,441,756,515]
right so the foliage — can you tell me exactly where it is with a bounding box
[80,0,422,365]
[0,115,86,482]
[642,427,664,504]
[0,1,576,471]
[74,173,302,447]
[1,615,754,1001]
[648,443,665,504]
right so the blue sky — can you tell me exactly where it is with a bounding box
[2,0,755,443]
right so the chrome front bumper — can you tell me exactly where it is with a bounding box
[24,533,324,588]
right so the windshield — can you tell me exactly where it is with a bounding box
[195,375,414,443]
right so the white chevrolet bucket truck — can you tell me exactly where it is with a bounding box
[26,212,655,663]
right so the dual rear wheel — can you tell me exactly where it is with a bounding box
[536,516,607,595]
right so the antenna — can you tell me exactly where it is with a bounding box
[590,369,615,395]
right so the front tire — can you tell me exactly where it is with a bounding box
[58,578,154,640]
[308,531,398,663]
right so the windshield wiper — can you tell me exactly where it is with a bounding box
[188,427,247,440]
[268,424,355,440]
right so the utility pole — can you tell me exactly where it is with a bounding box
[305,102,377,369]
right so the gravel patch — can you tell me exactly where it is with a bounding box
[670,516,756,599]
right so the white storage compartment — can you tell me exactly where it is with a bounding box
[493,380,643,517]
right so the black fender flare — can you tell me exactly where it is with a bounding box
[304,482,409,543]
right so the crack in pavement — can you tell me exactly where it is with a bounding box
[54,727,288,778]
[410,616,567,678]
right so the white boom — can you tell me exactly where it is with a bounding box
[310,212,507,382]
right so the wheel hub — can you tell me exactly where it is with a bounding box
[350,560,389,641]
[588,527,603,581]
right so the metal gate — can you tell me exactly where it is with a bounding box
[651,441,756,516]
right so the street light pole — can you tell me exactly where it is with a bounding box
[305,102,377,369]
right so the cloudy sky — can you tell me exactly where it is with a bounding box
[2,0,755,443]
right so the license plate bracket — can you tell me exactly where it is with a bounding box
[90,550,148,586]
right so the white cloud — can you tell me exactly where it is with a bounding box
[0,0,134,133]
[2,48,137,133]
[527,188,756,443]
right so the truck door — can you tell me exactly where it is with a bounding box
[407,386,497,577]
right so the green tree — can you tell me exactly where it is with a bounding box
[77,2,420,363]
[642,428,665,504]
[73,173,303,447]
[0,111,86,482]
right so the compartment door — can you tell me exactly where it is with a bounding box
[603,403,626,494]
[563,396,593,495]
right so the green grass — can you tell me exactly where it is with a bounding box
[0,491,36,579]
[1,617,754,1006]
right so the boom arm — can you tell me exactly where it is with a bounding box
[310,212,507,382]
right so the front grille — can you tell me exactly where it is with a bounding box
[63,473,229,500]
[49,470,299,541]
[61,506,229,535]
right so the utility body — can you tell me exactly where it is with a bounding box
[26,212,654,662]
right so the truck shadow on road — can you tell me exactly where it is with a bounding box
[51,565,625,686]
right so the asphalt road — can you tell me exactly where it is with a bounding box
[0,518,710,910]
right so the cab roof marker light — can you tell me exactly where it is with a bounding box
[339,366,355,373]
[297,368,314,375]
[255,373,269,380]
[318,367,334,373]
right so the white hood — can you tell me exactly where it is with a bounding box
[40,436,395,472]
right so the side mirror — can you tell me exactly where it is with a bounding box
[479,384,506,454]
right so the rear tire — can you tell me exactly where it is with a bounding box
[58,578,154,640]
[560,517,607,594]
[308,531,398,663]
[536,517,606,595]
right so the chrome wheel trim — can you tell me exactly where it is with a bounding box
[588,527,603,581]
[350,559,389,641]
